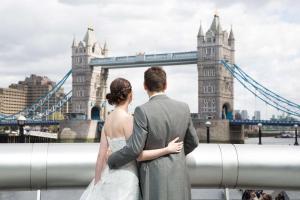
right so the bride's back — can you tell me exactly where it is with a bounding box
[104,109,133,140]
[79,78,140,200]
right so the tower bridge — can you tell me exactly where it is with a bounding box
[1,14,300,143]
[71,14,235,123]
[0,14,236,123]
[67,14,237,142]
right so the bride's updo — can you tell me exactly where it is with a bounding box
[106,78,132,105]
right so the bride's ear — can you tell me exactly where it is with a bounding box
[163,82,167,91]
[129,92,133,103]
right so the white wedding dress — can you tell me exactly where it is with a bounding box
[80,137,140,200]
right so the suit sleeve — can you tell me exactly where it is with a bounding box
[184,105,199,155]
[107,106,148,169]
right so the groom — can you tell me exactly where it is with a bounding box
[107,67,199,200]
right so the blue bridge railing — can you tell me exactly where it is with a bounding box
[229,119,300,126]
[90,51,198,68]
[0,120,60,126]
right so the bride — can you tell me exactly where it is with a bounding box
[80,78,183,200]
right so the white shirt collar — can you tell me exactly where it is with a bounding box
[149,92,165,100]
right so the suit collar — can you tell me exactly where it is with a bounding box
[149,94,169,101]
[149,92,165,100]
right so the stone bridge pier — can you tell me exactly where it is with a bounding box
[192,117,244,144]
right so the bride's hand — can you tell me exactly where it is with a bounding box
[94,178,100,186]
[166,137,183,154]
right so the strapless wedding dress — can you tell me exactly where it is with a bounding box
[79,137,140,200]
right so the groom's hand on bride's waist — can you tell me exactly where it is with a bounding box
[107,151,117,169]
[106,148,112,160]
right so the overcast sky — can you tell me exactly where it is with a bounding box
[1,0,300,119]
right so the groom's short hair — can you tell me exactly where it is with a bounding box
[144,67,166,92]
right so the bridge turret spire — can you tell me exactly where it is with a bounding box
[83,26,97,46]
[229,26,234,40]
[217,23,222,35]
[101,41,108,56]
[228,26,235,48]
[197,22,204,38]
[72,36,77,47]
[210,14,221,33]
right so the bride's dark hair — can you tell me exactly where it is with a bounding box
[106,78,132,105]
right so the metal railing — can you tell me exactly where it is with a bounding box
[0,143,300,190]
[229,119,300,126]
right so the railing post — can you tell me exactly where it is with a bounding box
[258,123,262,145]
[19,126,25,143]
[17,115,26,143]
[206,127,210,143]
[224,188,230,200]
[36,190,41,200]
[295,124,299,146]
[205,121,211,143]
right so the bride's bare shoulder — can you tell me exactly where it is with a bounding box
[106,109,132,124]
[117,111,133,130]
[124,112,133,120]
[119,111,133,125]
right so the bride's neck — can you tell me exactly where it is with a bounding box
[115,102,129,112]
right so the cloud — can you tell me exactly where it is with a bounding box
[210,0,269,9]
[0,0,300,119]
[58,0,100,6]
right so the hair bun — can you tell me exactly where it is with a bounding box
[106,78,132,106]
[106,93,113,105]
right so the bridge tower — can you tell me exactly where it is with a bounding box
[197,14,235,120]
[71,27,108,120]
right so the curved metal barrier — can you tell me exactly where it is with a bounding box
[188,144,300,190]
[0,143,300,190]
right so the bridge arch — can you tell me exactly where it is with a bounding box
[91,106,101,120]
[222,103,233,120]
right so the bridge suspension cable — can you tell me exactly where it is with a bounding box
[35,90,72,119]
[0,69,72,120]
[222,61,300,117]
[221,60,300,118]
[233,63,300,109]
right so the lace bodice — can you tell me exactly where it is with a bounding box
[107,137,127,152]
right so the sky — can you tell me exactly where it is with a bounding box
[0,0,300,119]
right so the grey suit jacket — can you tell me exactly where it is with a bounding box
[107,95,199,200]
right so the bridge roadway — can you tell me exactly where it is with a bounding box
[0,143,300,190]
[90,51,198,68]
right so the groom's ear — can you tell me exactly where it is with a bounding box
[144,82,148,91]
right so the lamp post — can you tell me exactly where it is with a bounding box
[205,121,211,143]
[258,123,263,145]
[17,115,26,143]
[294,124,299,146]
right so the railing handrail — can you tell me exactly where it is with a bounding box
[0,143,300,190]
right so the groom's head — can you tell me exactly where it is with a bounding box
[144,67,167,94]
